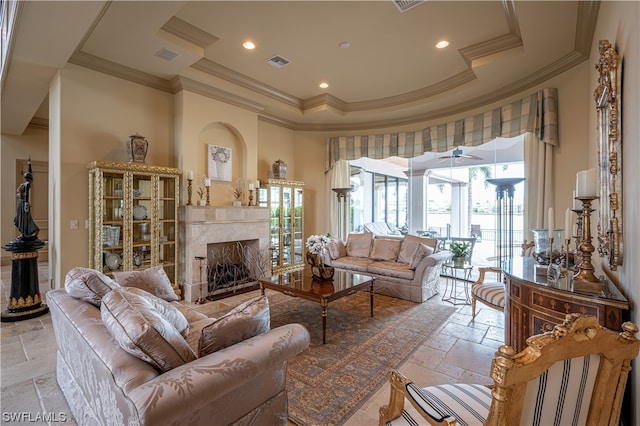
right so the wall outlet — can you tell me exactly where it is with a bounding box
[70,219,79,230]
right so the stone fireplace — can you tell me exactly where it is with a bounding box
[179,206,270,303]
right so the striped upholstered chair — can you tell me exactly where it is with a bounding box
[379,314,640,426]
[470,267,504,318]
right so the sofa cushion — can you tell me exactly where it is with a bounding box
[121,287,190,337]
[113,265,178,302]
[327,237,347,260]
[64,267,120,306]
[398,235,438,264]
[185,317,217,355]
[367,261,415,280]
[370,238,402,261]
[331,256,373,272]
[101,288,196,372]
[199,295,270,356]
[346,233,373,258]
[410,244,435,269]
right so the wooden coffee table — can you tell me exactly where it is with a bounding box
[259,268,375,344]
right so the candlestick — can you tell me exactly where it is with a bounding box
[564,208,571,241]
[548,207,554,236]
[573,196,604,293]
[571,208,583,272]
[248,189,254,206]
[187,179,193,206]
[206,186,210,206]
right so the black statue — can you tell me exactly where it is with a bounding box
[15,171,40,239]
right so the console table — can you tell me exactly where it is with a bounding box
[503,257,629,352]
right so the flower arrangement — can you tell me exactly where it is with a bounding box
[306,234,331,255]
[211,146,230,164]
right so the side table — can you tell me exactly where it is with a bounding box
[442,262,473,305]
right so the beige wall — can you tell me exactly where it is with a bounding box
[590,2,639,423]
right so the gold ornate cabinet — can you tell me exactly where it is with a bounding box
[257,179,304,274]
[87,161,181,293]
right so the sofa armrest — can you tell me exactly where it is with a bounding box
[422,250,452,267]
[129,323,310,424]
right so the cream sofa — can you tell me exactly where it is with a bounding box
[48,267,310,426]
[326,234,451,303]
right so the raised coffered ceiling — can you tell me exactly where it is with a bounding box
[2,1,598,135]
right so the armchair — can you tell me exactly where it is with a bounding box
[379,314,640,426]
[470,267,504,318]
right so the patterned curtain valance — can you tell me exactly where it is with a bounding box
[326,87,558,171]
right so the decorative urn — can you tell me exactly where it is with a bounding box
[127,133,148,163]
[272,159,288,179]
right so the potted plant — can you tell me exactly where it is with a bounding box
[449,241,471,267]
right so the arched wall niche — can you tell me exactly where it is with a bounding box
[198,121,247,206]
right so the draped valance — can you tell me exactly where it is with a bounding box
[326,87,558,171]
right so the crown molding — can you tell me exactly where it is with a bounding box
[191,58,303,108]
[171,76,265,113]
[161,16,219,49]
[69,51,173,93]
[575,0,600,56]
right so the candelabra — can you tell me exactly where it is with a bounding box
[187,179,193,206]
[573,197,603,293]
[195,256,207,304]
[564,238,571,270]
[248,189,254,206]
[571,208,583,271]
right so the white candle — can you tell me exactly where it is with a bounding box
[204,178,210,187]
[248,183,254,190]
[255,180,260,188]
[576,168,598,197]
[564,208,571,241]
[572,190,578,210]
[548,207,554,237]
[187,170,193,180]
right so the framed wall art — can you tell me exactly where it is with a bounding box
[208,144,232,182]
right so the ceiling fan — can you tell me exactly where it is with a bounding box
[438,147,483,161]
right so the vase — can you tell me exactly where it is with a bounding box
[453,257,465,268]
[272,159,287,179]
[127,133,148,163]
[306,252,334,281]
[531,229,564,265]
[232,200,241,207]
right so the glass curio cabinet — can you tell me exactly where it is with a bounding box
[87,161,181,295]
[257,179,304,274]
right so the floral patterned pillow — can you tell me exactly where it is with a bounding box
[101,288,196,372]
[65,267,120,306]
[198,295,270,357]
[113,265,178,302]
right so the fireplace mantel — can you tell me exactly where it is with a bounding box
[179,206,270,302]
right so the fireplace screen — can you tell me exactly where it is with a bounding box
[206,239,270,299]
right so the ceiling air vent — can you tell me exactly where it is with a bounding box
[265,54,291,69]
[393,0,425,13]
[154,47,180,62]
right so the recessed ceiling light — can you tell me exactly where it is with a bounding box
[242,41,255,50]
[338,41,351,49]
[319,82,329,89]
[436,40,450,49]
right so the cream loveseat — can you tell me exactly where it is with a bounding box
[48,267,310,426]
[326,234,451,303]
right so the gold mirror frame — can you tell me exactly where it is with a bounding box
[594,40,623,270]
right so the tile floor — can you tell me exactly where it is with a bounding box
[1,263,504,425]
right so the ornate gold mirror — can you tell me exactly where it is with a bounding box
[594,40,622,270]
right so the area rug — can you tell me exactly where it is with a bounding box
[266,291,455,426]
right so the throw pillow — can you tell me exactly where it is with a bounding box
[64,267,120,306]
[398,235,437,264]
[101,288,196,372]
[122,287,189,337]
[327,237,347,260]
[409,243,435,269]
[370,238,402,261]
[345,233,373,258]
[113,265,178,302]
[199,295,270,356]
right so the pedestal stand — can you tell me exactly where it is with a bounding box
[487,178,525,268]
[1,238,48,322]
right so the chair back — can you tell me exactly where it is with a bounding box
[486,314,640,425]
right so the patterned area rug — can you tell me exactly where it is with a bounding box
[267,291,455,426]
